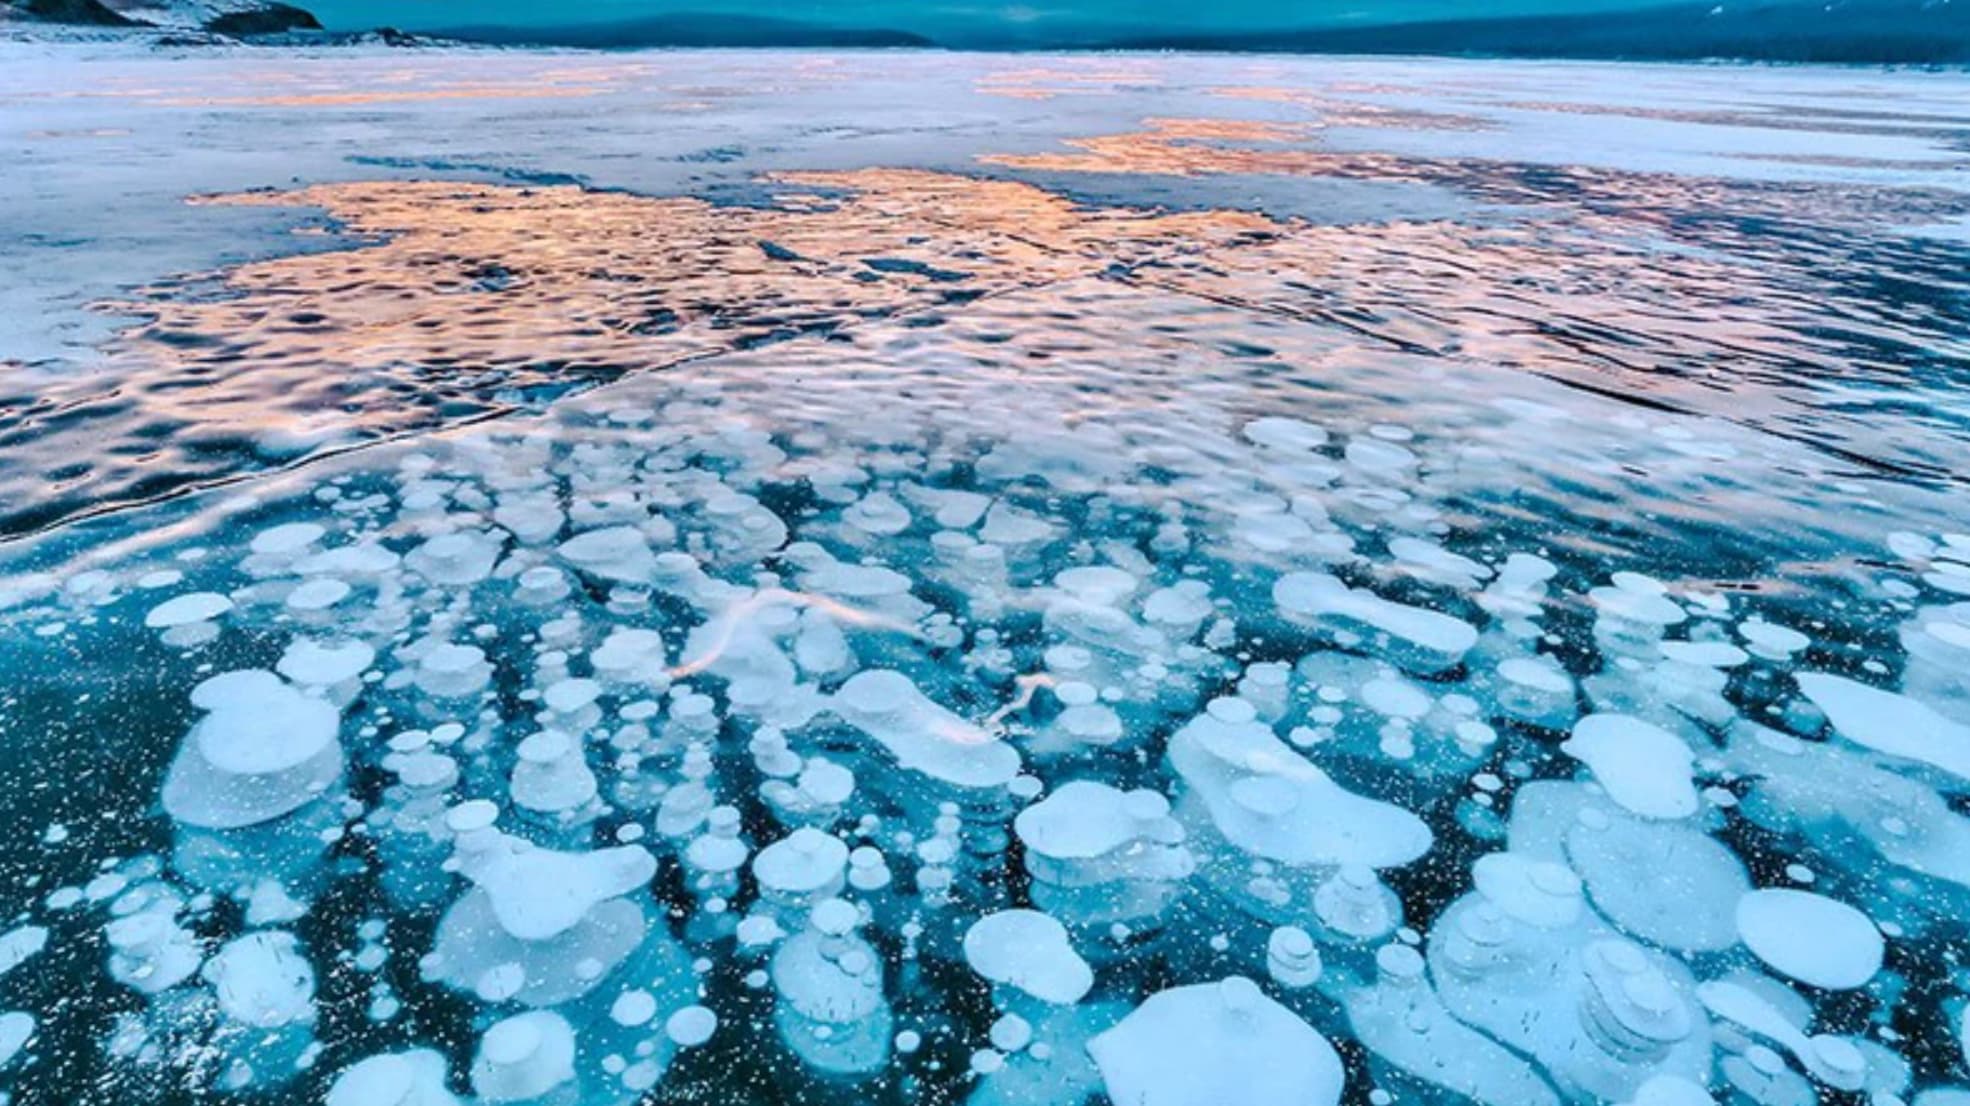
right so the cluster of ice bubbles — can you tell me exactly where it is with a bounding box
[3,371,1970,1106]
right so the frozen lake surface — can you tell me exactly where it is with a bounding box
[1,43,1970,1106]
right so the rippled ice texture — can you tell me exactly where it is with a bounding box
[2,41,1970,1106]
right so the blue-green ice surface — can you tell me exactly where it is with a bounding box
[1,43,1969,1106]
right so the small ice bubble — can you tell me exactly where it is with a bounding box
[276,639,375,688]
[1345,437,1417,473]
[989,1013,1033,1052]
[1274,572,1475,675]
[144,592,232,629]
[1471,852,1582,928]
[251,522,325,557]
[445,799,500,835]
[611,989,658,1027]
[1243,416,1329,453]
[1054,565,1139,606]
[295,540,399,577]
[494,497,565,545]
[844,491,913,535]
[736,914,786,949]
[1620,1074,1716,1104]
[542,678,601,716]
[245,881,307,927]
[592,628,667,683]
[203,931,316,1029]
[406,530,502,586]
[510,730,598,817]
[1738,618,1808,660]
[1659,641,1748,668]
[0,927,46,981]
[327,1050,460,1106]
[0,1012,34,1069]
[415,643,492,699]
[753,829,849,903]
[1266,926,1322,988]
[558,526,659,584]
[665,1005,717,1047]
[978,501,1055,545]
[285,577,350,613]
[472,1012,576,1102]
[1388,536,1492,588]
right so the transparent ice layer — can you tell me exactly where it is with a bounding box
[2,43,1969,1106]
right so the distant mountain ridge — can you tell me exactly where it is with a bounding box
[435,11,931,48]
[7,0,1967,62]
[430,0,1969,62]
[1099,0,1970,64]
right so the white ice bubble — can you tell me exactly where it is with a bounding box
[1244,416,1329,453]
[1275,572,1476,674]
[276,639,375,687]
[415,642,492,699]
[1561,714,1698,819]
[665,1005,717,1047]
[203,931,316,1029]
[1620,1074,1715,1105]
[190,671,338,775]
[1796,672,1970,782]
[285,576,351,613]
[558,526,658,584]
[0,1012,33,1069]
[144,591,232,629]
[471,1011,576,1102]
[753,829,849,904]
[1089,977,1342,1106]
[1735,889,1883,990]
[1739,618,1808,660]
[1659,641,1748,668]
[963,910,1093,1005]
[406,530,502,586]
[0,926,47,979]
[455,833,656,942]
[833,670,1021,789]
[250,523,325,557]
[162,670,343,830]
[327,1049,461,1106]
[1168,706,1432,869]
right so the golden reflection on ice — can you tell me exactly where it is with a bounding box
[33,130,1960,540]
[77,169,1272,497]
[977,112,1970,228]
[101,162,1948,457]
